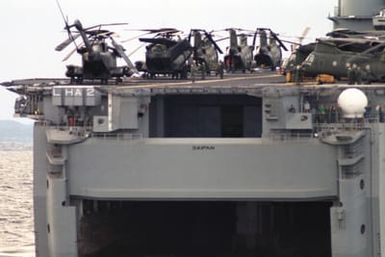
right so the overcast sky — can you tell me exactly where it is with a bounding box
[0,0,337,121]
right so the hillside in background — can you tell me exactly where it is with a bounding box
[0,120,33,143]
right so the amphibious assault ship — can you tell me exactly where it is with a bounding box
[5,0,385,256]
[3,72,385,257]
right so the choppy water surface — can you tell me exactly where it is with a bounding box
[0,148,35,257]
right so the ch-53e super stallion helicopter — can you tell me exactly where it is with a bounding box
[55,1,137,84]
[137,28,193,79]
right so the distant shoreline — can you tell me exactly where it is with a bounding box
[0,120,33,146]
[0,141,32,151]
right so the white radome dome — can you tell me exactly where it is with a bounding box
[338,88,368,118]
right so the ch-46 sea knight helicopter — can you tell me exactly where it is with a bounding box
[254,28,288,70]
[280,27,312,74]
[222,28,256,73]
[188,29,223,74]
[281,42,315,74]
[55,3,137,84]
[301,36,385,82]
[137,28,193,79]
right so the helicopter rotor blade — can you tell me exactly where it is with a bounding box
[348,41,385,63]
[55,33,81,51]
[269,30,288,51]
[62,42,84,62]
[203,30,223,54]
[55,0,80,51]
[84,22,128,31]
[252,30,258,49]
[97,31,116,38]
[139,37,178,47]
[110,37,138,73]
[280,39,302,45]
[127,43,146,57]
[126,28,181,35]
[215,36,229,43]
[121,31,153,43]
[55,0,68,26]
[298,27,311,45]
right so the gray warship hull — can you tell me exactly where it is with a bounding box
[4,73,385,257]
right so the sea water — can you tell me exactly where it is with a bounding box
[0,144,34,257]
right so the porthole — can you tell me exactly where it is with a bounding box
[98,118,105,125]
[360,179,365,190]
[361,224,366,234]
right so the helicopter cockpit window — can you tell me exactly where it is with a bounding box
[303,53,315,66]
[152,44,166,56]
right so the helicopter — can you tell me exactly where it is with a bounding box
[55,18,138,84]
[137,28,193,79]
[301,37,385,82]
[223,28,256,73]
[54,0,137,84]
[326,28,385,39]
[281,42,315,75]
[253,28,288,70]
[188,29,223,74]
[279,27,312,74]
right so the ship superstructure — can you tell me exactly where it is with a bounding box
[330,0,385,30]
[4,74,385,257]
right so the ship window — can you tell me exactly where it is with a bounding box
[149,94,262,138]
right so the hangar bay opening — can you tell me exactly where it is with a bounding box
[77,200,332,257]
[149,95,263,138]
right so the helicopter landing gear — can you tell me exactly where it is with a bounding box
[180,69,188,80]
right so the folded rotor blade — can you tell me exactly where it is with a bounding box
[110,38,138,73]
[84,22,128,31]
[204,31,223,54]
[55,33,81,51]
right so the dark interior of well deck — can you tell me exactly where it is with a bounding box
[79,201,332,257]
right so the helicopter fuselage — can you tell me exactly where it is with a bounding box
[144,39,192,75]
